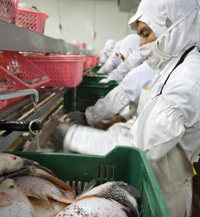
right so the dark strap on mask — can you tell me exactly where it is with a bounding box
[157,46,195,96]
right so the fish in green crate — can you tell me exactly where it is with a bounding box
[77,181,141,217]
[0,153,75,194]
[0,179,37,217]
[56,196,133,217]
[56,181,141,217]
[0,153,38,176]
[13,176,75,205]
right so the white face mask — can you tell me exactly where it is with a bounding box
[139,40,169,70]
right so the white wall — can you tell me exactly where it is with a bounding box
[18,0,136,55]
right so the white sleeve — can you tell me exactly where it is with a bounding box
[96,59,114,74]
[134,96,185,161]
[85,85,130,124]
[118,105,130,121]
[133,75,200,162]
[64,125,133,155]
[119,103,137,120]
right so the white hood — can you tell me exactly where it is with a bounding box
[119,34,140,59]
[128,0,199,70]
[104,39,116,52]
[113,40,122,54]
[119,34,143,71]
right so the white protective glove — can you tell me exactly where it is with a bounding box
[50,123,73,152]
[85,85,130,125]
[67,111,88,125]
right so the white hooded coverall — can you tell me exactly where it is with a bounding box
[100,34,143,83]
[96,40,122,74]
[99,39,116,66]
[64,0,200,216]
[86,61,155,125]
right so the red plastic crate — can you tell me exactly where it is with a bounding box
[15,8,48,34]
[71,42,86,48]
[96,56,100,64]
[88,55,97,67]
[0,52,51,108]
[0,0,18,24]
[27,55,86,87]
[84,56,92,70]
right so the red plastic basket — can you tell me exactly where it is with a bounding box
[15,8,48,34]
[0,66,28,108]
[84,56,92,70]
[71,42,86,48]
[88,55,96,67]
[0,0,18,24]
[0,52,51,108]
[27,55,86,87]
[96,56,100,64]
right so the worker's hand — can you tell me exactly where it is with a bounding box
[92,115,126,130]
[50,123,72,152]
[67,111,88,125]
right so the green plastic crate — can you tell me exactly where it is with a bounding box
[9,146,171,217]
[82,76,106,84]
[64,89,97,112]
[82,75,117,86]
[91,65,101,73]
[64,81,118,112]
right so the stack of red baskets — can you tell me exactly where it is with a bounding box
[84,55,97,70]
[0,0,18,24]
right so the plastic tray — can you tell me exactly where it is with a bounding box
[77,82,118,96]
[15,8,48,34]
[0,0,18,23]
[64,81,118,112]
[27,55,86,87]
[0,51,51,108]
[9,146,171,217]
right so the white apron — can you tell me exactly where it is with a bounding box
[135,47,196,217]
[136,90,194,217]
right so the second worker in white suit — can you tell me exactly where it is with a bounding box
[67,34,155,127]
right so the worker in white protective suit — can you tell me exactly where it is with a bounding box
[85,61,155,127]
[54,0,200,216]
[96,40,122,74]
[100,34,142,83]
[99,39,116,66]
[66,60,155,129]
